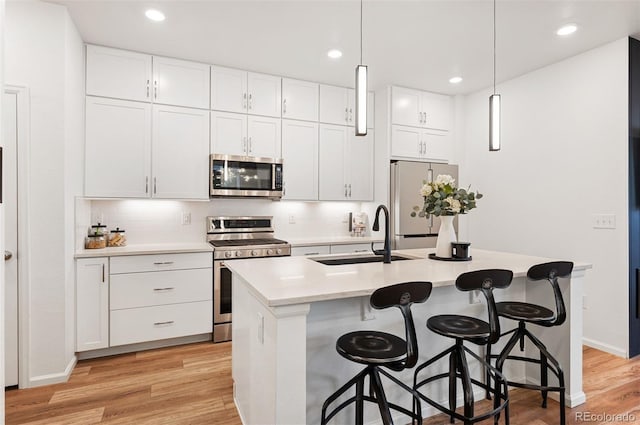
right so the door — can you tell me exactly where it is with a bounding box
[211,66,247,114]
[392,160,430,236]
[85,97,152,198]
[85,45,152,102]
[152,56,210,109]
[247,116,281,158]
[391,125,422,159]
[76,258,109,352]
[247,72,281,118]
[347,130,374,201]
[152,105,210,200]
[318,124,347,200]
[319,85,348,126]
[210,111,247,156]
[282,78,319,122]
[281,120,318,200]
[391,86,421,127]
[3,92,18,386]
[421,92,451,131]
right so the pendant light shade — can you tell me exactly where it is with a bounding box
[489,94,501,151]
[355,0,367,136]
[489,0,500,151]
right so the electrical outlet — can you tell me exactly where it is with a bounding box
[469,290,482,305]
[257,312,264,344]
[289,215,296,224]
[361,298,376,321]
[592,214,616,229]
[181,211,191,225]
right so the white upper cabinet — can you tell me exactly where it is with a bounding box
[152,105,210,200]
[247,72,282,117]
[391,86,450,131]
[318,124,347,200]
[320,84,350,126]
[347,130,374,200]
[247,116,281,158]
[391,125,450,162]
[281,120,318,201]
[85,97,152,198]
[282,78,319,122]
[152,56,210,109]
[210,111,247,156]
[211,67,281,118]
[86,45,152,102]
[422,132,450,162]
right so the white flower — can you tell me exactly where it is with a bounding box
[420,184,433,197]
[445,196,461,213]
[435,174,456,187]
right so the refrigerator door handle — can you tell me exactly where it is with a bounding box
[427,168,434,183]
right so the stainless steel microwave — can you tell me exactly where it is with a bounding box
[210,154,283,199]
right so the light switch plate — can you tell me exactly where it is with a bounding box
[361,298,376,321]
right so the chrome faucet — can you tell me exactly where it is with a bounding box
[371,204,391,264]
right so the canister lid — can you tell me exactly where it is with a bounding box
[110,227,125,233]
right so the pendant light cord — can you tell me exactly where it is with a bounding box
[360,0,363,64]
[493,0,496,95]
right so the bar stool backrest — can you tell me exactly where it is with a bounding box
[455,269,513,344]
[527,261,574,327]
[370,281,433,369]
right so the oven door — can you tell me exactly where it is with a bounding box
[210,154,283,198]
[213,260,233,342]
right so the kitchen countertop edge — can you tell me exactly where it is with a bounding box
[75,243,214,258]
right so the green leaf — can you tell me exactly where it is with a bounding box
[410,212,416,217]
[412,205,420,211]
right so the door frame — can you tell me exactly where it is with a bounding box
[4,85,31,387]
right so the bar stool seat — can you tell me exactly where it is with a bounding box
[496,302,554,322]
[337,331,407,365]
[427,314,490,340]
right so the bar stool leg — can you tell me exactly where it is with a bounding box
[540,352,548,408]
[448,350,457,424]
[458,347,474,424]
[356,375,365,425]
[371,368,394,425]
[485,343,493,400]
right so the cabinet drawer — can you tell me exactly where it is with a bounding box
[110,301,212,346]
[110,252,212,274]
[290,245,331,257]
[330,243,372,254]
[110,268,212,310]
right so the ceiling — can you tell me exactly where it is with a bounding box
[46,0,640,95]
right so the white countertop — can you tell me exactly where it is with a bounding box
[225,248,592,307]
[286,235,383,247]
[74,242,213,258]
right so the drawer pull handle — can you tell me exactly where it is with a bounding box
[153,287,175,292]
[153,261,175,265]
[354,249,368,253]
[153,321,174,326]
[304,252,320,256]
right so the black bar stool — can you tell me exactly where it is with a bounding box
[486,261,573,425]
[413,269,512,425]
[320,281,433,425]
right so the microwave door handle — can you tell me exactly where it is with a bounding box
[272,163,276,190]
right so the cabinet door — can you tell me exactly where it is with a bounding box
[211,66,247,114]
[152,56,210,109]
[330,243,371,254]
[281,120,318,200]
[247,116,281,158]
[320,85,348,125]
[248,72,281,117]
[86,45,152,102]
[76,258,109,352]
[211,111,248,156]
[390,125,422,160]
[423,131,450,163]
[290,245,331,256]
[421,92,451,131]
[152,105,210,199]
[347,90,375,128]
[318,124,347,200]
[391,86,421,127]
[282,78,319,122]
[85,97,151,197]
[347,130,374,201]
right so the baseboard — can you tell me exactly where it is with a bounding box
[28,355,77,387]
[582,337,627,358]
[526,377,586,408]
[77,333,212,360]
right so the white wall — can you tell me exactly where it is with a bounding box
[5,0,83,385]
[461,38,629,356]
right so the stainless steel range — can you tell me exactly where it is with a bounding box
[207,216,291,342]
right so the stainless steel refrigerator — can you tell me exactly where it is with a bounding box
[390,161,459,249]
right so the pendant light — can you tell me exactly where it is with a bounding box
[489,0,500,151]
[355,0,367,136]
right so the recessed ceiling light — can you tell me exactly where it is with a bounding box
[556,24,577,36]
[327,49,343,59]
[145,9,166,22]
[449,76,463,84]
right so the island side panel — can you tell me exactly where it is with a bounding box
[524,269,586,407]
[232,273,310,425]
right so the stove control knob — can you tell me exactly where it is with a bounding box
[276,248,283,255]
[251,250,259,256]
[236,251,242,257]
[224,251,232,258]
[267,249,274,256]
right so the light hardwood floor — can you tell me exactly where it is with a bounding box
[5,344,640,424]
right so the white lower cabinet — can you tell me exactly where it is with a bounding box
[291,245,331,257]
[76,258,109,352]
[329,243,371,254]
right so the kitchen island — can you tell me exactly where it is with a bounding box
[227,248,591,425]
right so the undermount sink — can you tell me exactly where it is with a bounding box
[312,254,415,266]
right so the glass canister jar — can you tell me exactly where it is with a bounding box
[88,223,107,236]
[85,233,106,249]
[107,227,127,247]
